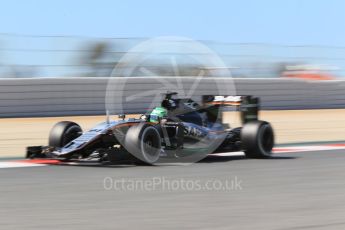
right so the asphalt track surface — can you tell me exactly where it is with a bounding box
[1,149,345,230]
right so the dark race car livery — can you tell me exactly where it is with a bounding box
[26,92,274,165]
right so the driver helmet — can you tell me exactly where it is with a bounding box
[150,107,167,123]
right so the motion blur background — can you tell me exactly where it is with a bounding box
[0,0,345,79]
[0,0,345,156]
[0,33,342,79]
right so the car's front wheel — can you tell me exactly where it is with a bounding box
[124,123,161,165]
[48,121,82,148]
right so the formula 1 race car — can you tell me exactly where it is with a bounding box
[26,92,274,165]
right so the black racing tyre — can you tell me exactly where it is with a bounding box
[124,123,161,165]
[48,121,82,148]
[241,120,274,158]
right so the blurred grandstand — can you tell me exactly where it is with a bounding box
[0,33,342,79]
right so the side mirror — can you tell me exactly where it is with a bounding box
[140,114,150,121]
[118,114,126,120]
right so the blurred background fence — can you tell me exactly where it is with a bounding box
[0,33,344,79]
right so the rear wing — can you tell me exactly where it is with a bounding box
[202,95,260,123]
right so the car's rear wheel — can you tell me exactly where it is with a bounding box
[49,121,82,148]
[241,120,274,158]
[124,123,161,165]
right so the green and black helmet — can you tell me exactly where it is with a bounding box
[149,107,167,122]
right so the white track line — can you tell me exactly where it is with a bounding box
[274,145,345,153]
[212,152,245,157]
[0,162,46,169]
[212,145,345,156]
